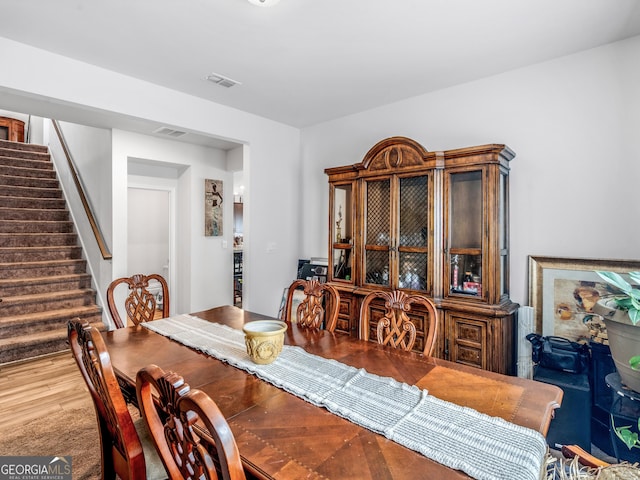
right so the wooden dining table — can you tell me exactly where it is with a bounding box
[103,305,562,480]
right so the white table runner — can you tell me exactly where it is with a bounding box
[142,314,546,480]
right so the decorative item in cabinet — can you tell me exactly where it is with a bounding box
[325,136,518,374]
[330,181,355,282]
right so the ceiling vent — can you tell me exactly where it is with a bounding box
[153,127,187,138]
[205,72,242,88]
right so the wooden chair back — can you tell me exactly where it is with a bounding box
[282,279,340,332]
[359,290,439,356]
[67,319,148,480]
[107,273,169,328]
[136,364,247,480]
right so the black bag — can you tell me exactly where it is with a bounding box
[526,333,590,374]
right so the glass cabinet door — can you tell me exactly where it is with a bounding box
[498,170,509,297]
[363,175,429,291]
[331,183,354,282]
[447,170,484,298]
[397,175,429,291]
[363,178,390,286]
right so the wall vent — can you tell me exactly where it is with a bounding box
[153,127,187,138]
[205,72,242,88]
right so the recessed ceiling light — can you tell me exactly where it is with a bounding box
[247,0,281,6]
[205,72,242,88]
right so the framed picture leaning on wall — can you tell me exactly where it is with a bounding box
[528,255,640,341]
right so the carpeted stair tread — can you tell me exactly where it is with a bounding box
[0,164,57,179]
[0,245,82,262]
[0,261,87,280]
[0,274,92,297]
[0,196,66,209]
[0,207,69,221]
[0,259,87,273]
[0,184,62,199]
[0,287,94,302]
[0,320,105,364]
[0,219,74,233]
[0,272,91,287]
[0,304,102,326]
[0,147,50,162]
[0,232,79,247]
[0,174,59,188]
[0,289,97,316]
[0,139,49,153]
[0,155,53,170]
[0,175,60,189]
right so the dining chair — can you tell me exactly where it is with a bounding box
[359,290,439,356]
[136,364,247,480]
[67,319,166,480]
[107,273,170,328]
[281,279,340,332]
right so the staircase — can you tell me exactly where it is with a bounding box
[0,138,104,364]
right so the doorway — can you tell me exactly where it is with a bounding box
[232,164,245,308]
[127,187,173,308]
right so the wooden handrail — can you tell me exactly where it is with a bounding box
[51,119,112,260]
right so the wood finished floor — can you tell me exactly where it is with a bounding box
[0,351,91,430]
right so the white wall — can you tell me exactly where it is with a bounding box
[301,35,640,308]
[57,121,113,249]
[0,37,302,317]
[45,121,113,320]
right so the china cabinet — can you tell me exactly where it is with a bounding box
[325,136,518,374]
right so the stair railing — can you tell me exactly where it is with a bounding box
[51,119,112,260]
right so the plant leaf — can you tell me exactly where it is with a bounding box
[616,297,634,310]
[596,271,633,294]
[615,425,639,450]
[630,289,640,302]
[629,271,640,285]
[630,356,640,371]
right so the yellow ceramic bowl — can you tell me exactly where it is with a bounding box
[243,320,288,365]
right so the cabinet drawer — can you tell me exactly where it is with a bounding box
[339,298,352,316]
[448,314,488,370]
[454,344,483,368]
[456,322,484,344]
[335,295,354,335]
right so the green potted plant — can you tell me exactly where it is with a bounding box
[612,416,640,451]
[594,271,640,393]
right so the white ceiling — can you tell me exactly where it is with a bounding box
[2,0,640,135]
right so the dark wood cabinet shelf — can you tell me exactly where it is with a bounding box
[325,136,518,374]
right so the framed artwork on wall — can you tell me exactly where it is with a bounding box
[528,255,640,341]
[204,179,223,236]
